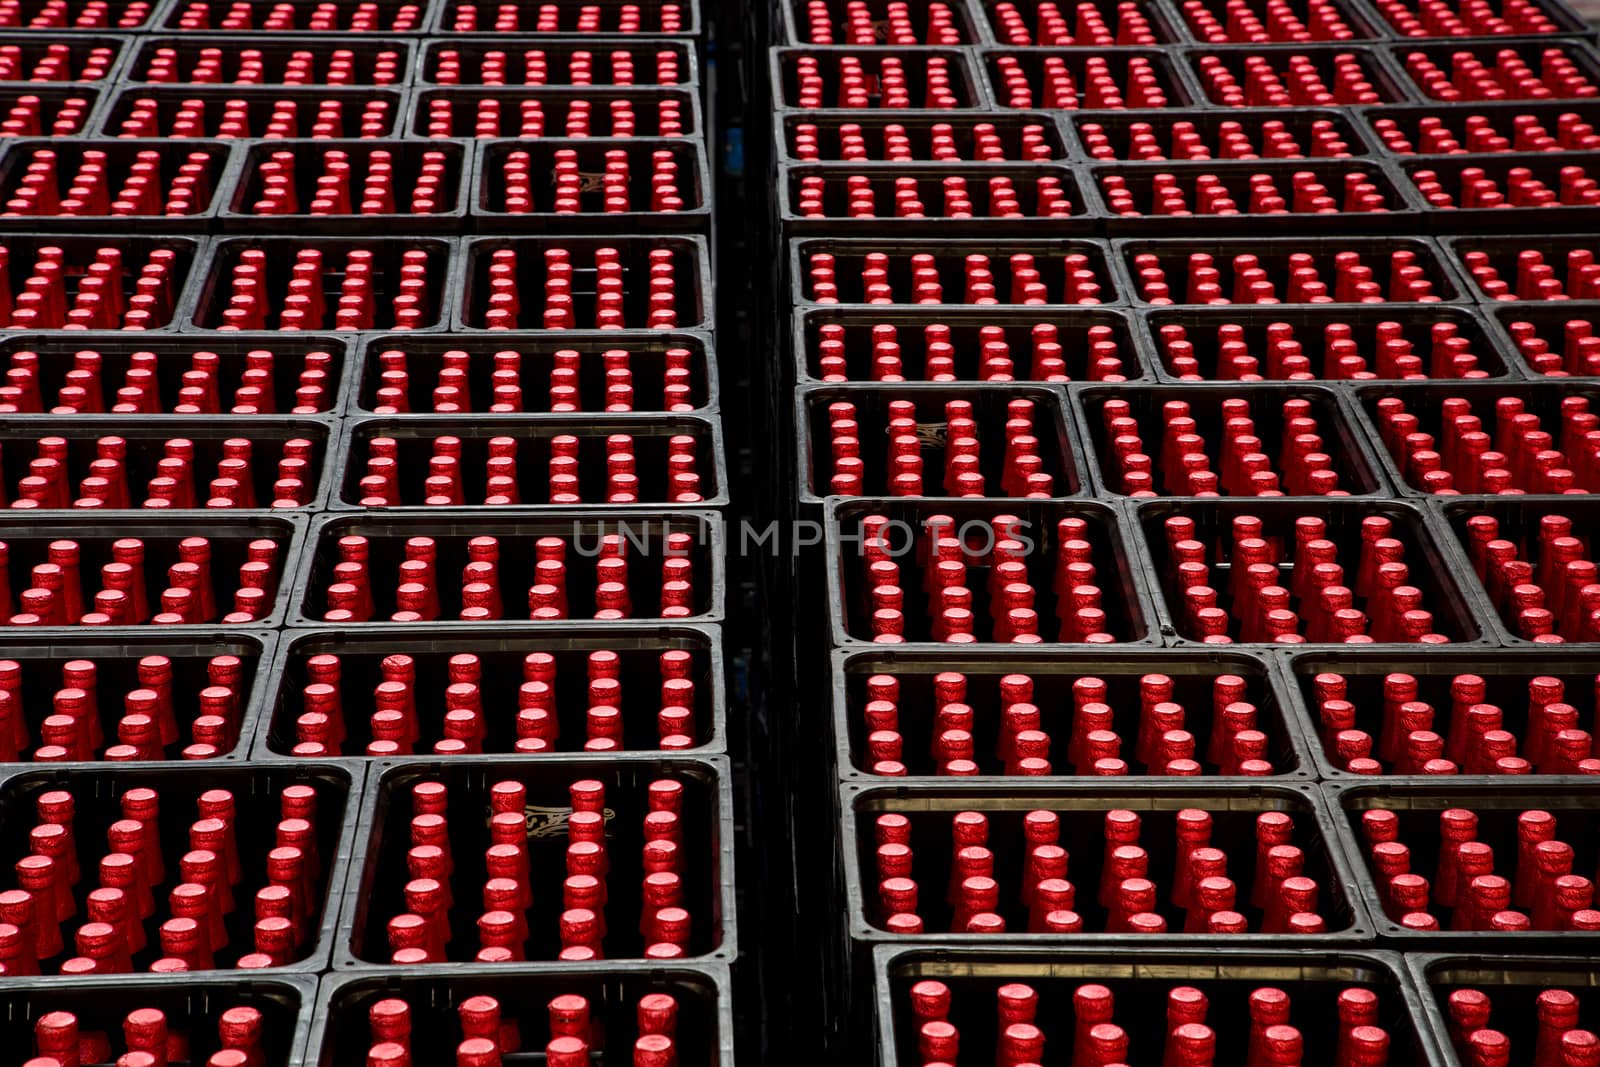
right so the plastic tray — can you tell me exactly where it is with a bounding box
[1071,107,1376,162]
[0,974,315,1064]
[1440,232,1600,303]
[332,414,727,510]
[290,510,725,627]
[454,235,709,332]
[1487,302,1600,378]
[0,629,274,764]
[0,760,360,973]
[350,332,716,416]
[772,47,988,109]
[840,780,1374,942]
[1172,0,1388,41]
[430,0,701,35]
[409,86,701,139]
[416,37,698,86]
[793,236,1120,307]
[1400,151,1600,234]
[780,162,1092,236]
[873,948,1429,1067]
[1185,43,1415,106]
[779,111,1070,164]
[0,0,153,29]
[981,46,1199,109]
[0,86,103,137]
[308,964,732,1066]
[1351,379,1600,496]
[97,85,405,140]
[335,755,735,966]
[1373,0,1588,35]
[219,140,468,234]
[257,624,724,759]
[825,496,1154,645]
[0,138,229,232]
[122,34,412,85]
[187,235,456,333]
[1132,496,1487,645]
[1136,304,1514,382]
[1407,954,1600,1067]
[1282,645,1600,779]
[0,416,335,511]
[832,645,1314,779]
[795,383,1082,504]
[1114,235,1466,306]
[975,0,1184,44]
[1076,382,1388,498]
[159,0,430,32]
[1390,37,1600,102]
[0,233,199,332]
[783,0,980,44]
[0,511,306,629]
[795,306,1145,383]
[474,138,711,233]
[1360,100,1600,157]
[1328,780,1600,943]
[0,333,350,416]
[0,34,127,83]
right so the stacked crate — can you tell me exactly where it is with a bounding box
[771,0,1600,1059]
[0,0,733,1062]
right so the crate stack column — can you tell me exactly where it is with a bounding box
[771,0,1600,1056]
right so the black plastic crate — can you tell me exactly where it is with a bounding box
[1354,380,1600,496]
[309,965,731,1066]
[221,140,466,233]
[160,0,429,31]
[833,646,1313,779]
[1392,38,1600,102]
[98,85,404,139]
[0,417,333,511]
[1188,44,1413,107]
[0,139,229,231]
[1402,152,1600,234]
[0,333,349,416]
[782,162,1088,235]
[1409,954,1600,1067]
[1330,781,1600,939]
[1091,158,1419,235]
[1364,100,1600,156]
[475,139,710,233]
[0,233,197,332]
[259,625,724,759]
[1437,495,1600,645]
[334,415,726,509]
[977,0,1182,44]
[982,47,1195,109]
[0,0,152,28]
[189,236,454,333]
[0,974,313,1064]
[432,0,700,33]
[0,513,303,629]
[1374,0,1586,35]
[780,112,1070,164]
[794,236,1118,306]
[1284,646,1600,778]
[1073,107,1373,161]
[0,630,272,763]
[410,86,699,139]
[0,761,358,973]
[1139,305,1512,381]
[875,949,1429,1067]
[796,306,1144,382]
[0,87,101,136]
[785,0,979,44]
[1078,383,1386,498]
[826,497,1152,644]
[1116,235,1464,306]
[0,35,125,83]
[1489,302,1600,377]
[1443,233,1600,302]
[1134,496,1485,644]
[797,384,1081,503]
[842,781,1371,940]
[291,510,724,626]
[455,235,708,332]
[353,333,716,415]
[773,47,986,109]
[1173,0,1386,41]
[417,38,697,86]
[123,34,411,85]
[337,756,734,965]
